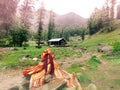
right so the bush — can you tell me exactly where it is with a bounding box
[87,56,101,70]
[10,25,29,47]
[23,42,29,47]
[112,42,120,52]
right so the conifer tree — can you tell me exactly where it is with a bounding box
[48,10,55,40]
[36,2,45,47]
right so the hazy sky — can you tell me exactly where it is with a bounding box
[35,0,105,18]
[36,0,120,18]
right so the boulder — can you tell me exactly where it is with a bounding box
[87,83,97,90]
[35,78,67,90]
[97,43,112,55]
[32,58,38,61]
[8,86,19,90]
[44,74,52,83]
[19,76,30,90]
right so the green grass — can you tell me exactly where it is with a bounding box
[66,62,91,87]
[87,56,101,70]
[0,29,120,89]
[79,29,120,51]
[103,41,120,65]
[103,53,120,64]
[0,44,81,69]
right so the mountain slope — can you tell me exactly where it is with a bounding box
[55,12,87,27]
[80,29,120,51]
[31,11,88,31]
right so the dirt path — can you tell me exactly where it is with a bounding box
[0,69,24,90]
[57,52,93,70]
[0,52,99,90]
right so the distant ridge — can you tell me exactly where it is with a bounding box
[55,12,87,27]
[31,11,88,31]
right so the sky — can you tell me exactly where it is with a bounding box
[35,0,120,18]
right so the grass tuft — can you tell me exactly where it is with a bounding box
[87,56,101,70]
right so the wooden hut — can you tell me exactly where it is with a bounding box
[48,38,67,46]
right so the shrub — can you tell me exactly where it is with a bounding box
[112,42,120,52]
[87,56,101,70]
[23,42,29,47]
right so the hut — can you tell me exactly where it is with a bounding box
[48,38,67,46]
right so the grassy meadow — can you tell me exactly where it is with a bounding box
[0,29,120,90]
[0,43,82,69]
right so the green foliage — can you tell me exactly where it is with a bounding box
[23,42,29,47]
[103,42,120,65]
[114,78,120,85]
[52,26,87,41]
[0,37,11,47]
[80,29,120,51]
[36,2,45,46]
[67,62,91,86]
[67,63,83,73]
[0,45,80,68]
[52,47,76,59]
[10,25,29,47]
[112,42,120,52]
[88,6,116,35]
[81,30,85,41]
[87,56,101,70]
[48,10,55,40]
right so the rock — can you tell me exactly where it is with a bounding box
[8,86,19,90]
[98,43,105,47]
[19,57,27,62]
[20,76,30,90]
[97,43,112,54]
[10,48,18,51]
[35,78,67,90]
[87,83,97,90]
[32,58,38,61]
[44,74,52,83]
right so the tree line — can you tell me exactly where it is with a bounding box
[88,0,120,35]
[1,0,119,47]
[0,0,87,47]
[0,0,56,47]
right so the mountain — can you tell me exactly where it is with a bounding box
[55,12,87,27]
[31,11,88,31]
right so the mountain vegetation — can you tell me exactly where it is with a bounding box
[88,0,120,35]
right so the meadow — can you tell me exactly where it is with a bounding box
[0,29,120,90]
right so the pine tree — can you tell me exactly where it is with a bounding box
[117,3,120,19]
[37,2,45,47]
[110,0,116,19]
[48,10,55,40]
[0,0,18,34]
[19,0,34,28]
